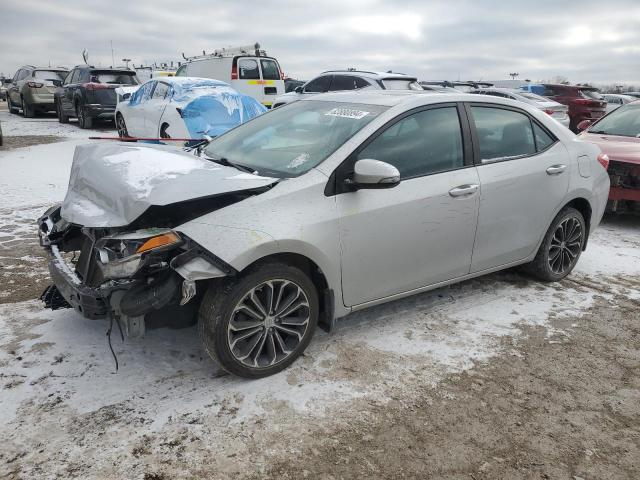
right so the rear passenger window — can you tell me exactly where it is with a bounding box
[532,122,555,151]
[238,59,260,80]
[357,107,464,179]
[152,82,169,99]
[471,106,536,162]
[329,75,368,91]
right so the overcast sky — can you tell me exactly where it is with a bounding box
[2,0,639,85]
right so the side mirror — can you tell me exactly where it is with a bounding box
[346,159,401,190]
[122,92,131,100]
[294,86,303,94]
[577,119,592,132]
[52,79,62,87]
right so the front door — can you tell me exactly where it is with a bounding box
[467,104,570,272]
[336,104,480,306]
[144,81,170,136]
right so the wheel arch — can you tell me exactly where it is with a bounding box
[562,196,592,249]
[240,251,336,332]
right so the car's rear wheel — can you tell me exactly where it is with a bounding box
[22,97,35,118]
[524,207,585,282]
[198,262,319,378]
[76,102,92,129]
[56,99,69,123]
[116,113,129,138]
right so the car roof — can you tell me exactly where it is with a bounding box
[148,76,229,86]
[319,70,418,81]
[304,89,521,108]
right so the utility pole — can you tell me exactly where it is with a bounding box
[122,58,131,69]
[111,40,115,67]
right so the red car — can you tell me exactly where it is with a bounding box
[541,84,607,132]
[578,100,640,213]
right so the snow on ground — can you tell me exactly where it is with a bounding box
[0,109,112,138]
[1,113,639,478]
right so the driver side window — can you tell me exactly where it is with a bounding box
[357,106,465,179]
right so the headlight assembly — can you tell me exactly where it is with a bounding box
[95,229,182,279]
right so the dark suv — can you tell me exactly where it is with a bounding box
[523,84,606,132]
[6,66,69,117]
[54,66,139,128]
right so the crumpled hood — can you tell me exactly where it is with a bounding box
[61,142,277,227]
[580,132,640,165]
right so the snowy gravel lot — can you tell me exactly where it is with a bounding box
[1,106,639,479]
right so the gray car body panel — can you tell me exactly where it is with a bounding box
[60,142,277,227]
[59,91,609,322]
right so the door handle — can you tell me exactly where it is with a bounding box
[449,184,479,197]
[546,164,567,175]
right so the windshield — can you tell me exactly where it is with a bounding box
[383,79,422,91]
[92,71,139,85]
[204,100,388,177]
[33,70,67,84]
[589,104,640,137]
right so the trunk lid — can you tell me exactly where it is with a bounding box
[61,142,277,227]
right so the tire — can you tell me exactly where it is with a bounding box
[22,98,35,118]
[198,262,319,378]
[56,99,69,123]
[160,123,171,139]
[77,102,93,129]
[524,207,586,282]
[7,96,18,114]
[116,113,128,138]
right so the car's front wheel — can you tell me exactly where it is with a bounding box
[7,96,19,114]
[198,262,319,378]
[116,113,129,138]
[524,207,586,282]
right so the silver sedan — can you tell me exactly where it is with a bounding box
[39,91,610,378]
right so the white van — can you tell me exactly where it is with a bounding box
[176,44,285,108]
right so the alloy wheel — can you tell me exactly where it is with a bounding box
[548,216,583,275]
[116,115,127,138]
[227,279,311,368]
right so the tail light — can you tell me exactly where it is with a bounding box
[231,64,238,80]
[27,81,44,88]
[543,109,554,115]
[83,83,110,91]
[597,153,610,170]
[280,70,285,80]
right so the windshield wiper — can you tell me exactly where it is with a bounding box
[207,156,257,174]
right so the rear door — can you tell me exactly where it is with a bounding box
[61,69,79,113]
[258,58,284,106]
[8,69,22,104]
[143,81,170,136]
[467,103,570,272]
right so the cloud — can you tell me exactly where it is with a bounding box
[1,0,639,85]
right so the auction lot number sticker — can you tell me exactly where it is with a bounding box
[325,108,370,119]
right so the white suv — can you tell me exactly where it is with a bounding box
[272,70,421,108]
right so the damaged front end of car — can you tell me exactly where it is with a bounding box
[37,141,278,338]
[38,204,235,337]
